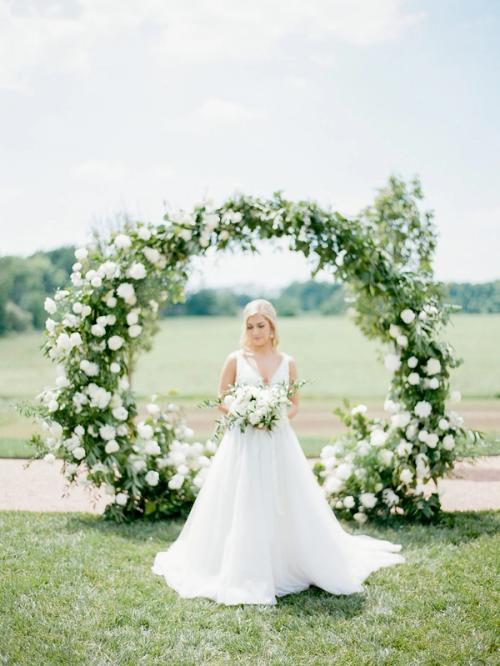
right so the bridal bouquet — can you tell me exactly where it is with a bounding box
[201,379,306,442]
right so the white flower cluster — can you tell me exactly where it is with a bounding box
[221,383,291,433]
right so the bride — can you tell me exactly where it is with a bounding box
[152,299,404,605]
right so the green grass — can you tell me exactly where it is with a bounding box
[1,511,498,665]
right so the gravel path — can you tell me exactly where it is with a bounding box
[0,456,499,514]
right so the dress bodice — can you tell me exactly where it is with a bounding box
[235,349,290,386]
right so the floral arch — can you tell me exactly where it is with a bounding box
[26,176,477,522]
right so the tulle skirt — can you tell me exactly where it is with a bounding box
[152,419,404,605]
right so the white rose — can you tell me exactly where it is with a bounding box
[343,496,355,509]
[384,353,401,372]
[110,362,121,373]
[114,233,131,249]
[425,358,441,375]
[106,296,117,308]
[427,378,439,389]
[99,425,116,441]
[75,247,88,261]
[378,449,393,466]
[399,468,413,484]
[145,470,160,486]
[397,335,408,347]
[91,323,106,337]
[145,440,161,456]
[389,324,401,338]
[73,446,86,460]
[117,282,136,304]
[370,429,388,447]
[108,335,124,351]
[324,476,344,494]
[127,262,147,280]
[408,372,420,385]
[137,422,154,440]
[72,302,83,314]
[44,297,57,314]
[105,440,120,454]
[354,512,367,524]
[126,311,139,326]
[407,356,418,368]
[138,226,152,240]
[168,473,185,490]
[406,423,418,439]
[112,406,128,421]
[90,275,102,288]
[128,324,142,338]
[426,433,439,448]
[391,411,411,428]
[80,360,99,377]
[414,401,432,418]
[335,463,353,480]
[69,332,82,348]
[418,429,429,443]
[360,492,377,509]
[400,308,416,324]
[442,434,455,450]
[438,418,449,430]
[115,492,128,506]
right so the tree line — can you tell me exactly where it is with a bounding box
[0,246,498,335]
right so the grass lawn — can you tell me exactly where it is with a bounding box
[1,511,498,665]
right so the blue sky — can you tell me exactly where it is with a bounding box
[1,0,499,290]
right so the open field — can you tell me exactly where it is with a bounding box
[1,314,499,457]
[1,511,498,665]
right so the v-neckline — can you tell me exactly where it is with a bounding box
[241,351,286,385]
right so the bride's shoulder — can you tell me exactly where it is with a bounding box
[224,349,241,365]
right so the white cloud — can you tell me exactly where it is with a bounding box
[0,0,424,92]
[184,98,265,132]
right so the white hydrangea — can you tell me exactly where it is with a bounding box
[414,401,432,418]
[400,308,416,324]
[425,358,441,375]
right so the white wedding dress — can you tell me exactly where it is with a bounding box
[152,350,404,605]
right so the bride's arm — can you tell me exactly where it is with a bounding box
[217,353,237,414]
[287,356,299,419]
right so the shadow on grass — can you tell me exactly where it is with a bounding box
[63,510,499,552]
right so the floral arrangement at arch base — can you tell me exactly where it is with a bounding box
[18,176,483,522]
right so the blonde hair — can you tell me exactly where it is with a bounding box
[239,299,280,349]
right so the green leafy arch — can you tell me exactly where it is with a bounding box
[26,176,477,522]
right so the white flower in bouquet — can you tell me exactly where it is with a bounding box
[335,462,353,480]
[73,446,86,460]
[110,362,121,373]
[384,353,401,372]
[354,512,368,524]
[383,488,399,506]
[418,429,429,443]
[100,425,116,441]
[408,372,420,385]
[378,449,393,466]
[391,411,411,428]
[407,356,418,368]
[425,358,441,375]
[115,492,128,506]
[397,335,408,347]
[146,403,160,416]
[400,308,416,324]
[44,297,57,314]
[414,400,432,418]
[356,440,371,456]
[448,410,464,427]
[324,476,344,494]
[80,360,99,376]
[384,399,400,413]
[405,423,418,440]
[112,406,128,421]
[44,453,56,464]
[425,377,440,389]
[350,404,367,415]
[450,390,462,403]
[360,492,377,509]
[145,470,160,486]
[168,473,185,489]
[442,434,455,450]
[399,468,413,484]
[343,495,355,509]
[105,440,120,454]
[108,335,124,350]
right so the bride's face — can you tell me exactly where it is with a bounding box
[245,314,273,347]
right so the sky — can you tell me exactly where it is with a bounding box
[1,0,499,291]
